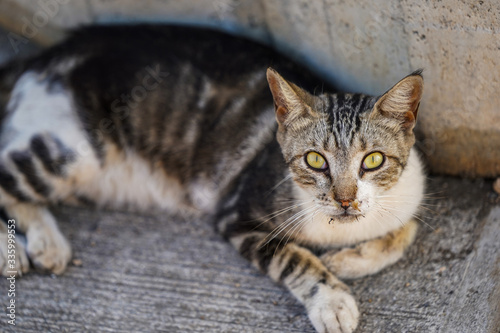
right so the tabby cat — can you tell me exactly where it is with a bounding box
[0,25,424,333]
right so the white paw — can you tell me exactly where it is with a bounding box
[26,224,71,274]
[322,242,401,279]
[322,247,370,279]
[0,232,30,276]
[307,286,359,333]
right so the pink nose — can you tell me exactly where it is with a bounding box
[338,199,352,210]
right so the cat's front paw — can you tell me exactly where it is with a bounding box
[0,233,30,276]
[307,285,359,333]
[26,225,72,274]
[321,221,418,280]
[321,240,401,280]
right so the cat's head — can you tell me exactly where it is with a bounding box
[267,68,423,223]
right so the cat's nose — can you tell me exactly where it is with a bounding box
[337,199,353,210]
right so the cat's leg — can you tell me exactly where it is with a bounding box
[225,228,359,333]
[321,220,418,279]
[0,132,82,276]
[3,203,72,275]
[0,71,103,276]
[0,211,29,276]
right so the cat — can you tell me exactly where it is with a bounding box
[0,24,424,333]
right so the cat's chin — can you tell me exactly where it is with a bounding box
[328,212,363,224]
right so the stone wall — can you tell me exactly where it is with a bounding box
[1,0,499,177]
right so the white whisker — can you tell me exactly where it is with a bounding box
[375,202,435,231]
[282,206,319,249]
[260,205,316,249]
[269,207,317,255]
[265,174,292,196]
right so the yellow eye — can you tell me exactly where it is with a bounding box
[306,152,327,170]
[362,152,384,170]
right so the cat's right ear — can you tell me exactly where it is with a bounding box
[372,70,424,132]
[266,68,312,127]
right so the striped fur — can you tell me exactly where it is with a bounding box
[0,25,425,333]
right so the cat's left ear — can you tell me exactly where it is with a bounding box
[373,70,423,132]
[266,68,315,128]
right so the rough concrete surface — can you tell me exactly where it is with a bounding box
[0,177,499,333]
[0,0,499,177]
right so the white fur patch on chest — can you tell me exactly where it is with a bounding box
[295,149,425,247]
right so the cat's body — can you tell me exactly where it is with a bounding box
[0,25,424,333]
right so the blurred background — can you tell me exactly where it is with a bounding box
[0,0,499,179]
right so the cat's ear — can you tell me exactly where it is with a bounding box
[372,70,423,132]
[266,68,314,127]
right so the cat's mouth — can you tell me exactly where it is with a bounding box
[316,203,364,223]
[331,211,361,222]
[322,208,363,223]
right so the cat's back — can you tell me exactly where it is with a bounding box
[0,25,328,213]
[22,25,322,93]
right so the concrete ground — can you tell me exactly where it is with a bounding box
[1,176,499,333]
[0,28,499,333]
